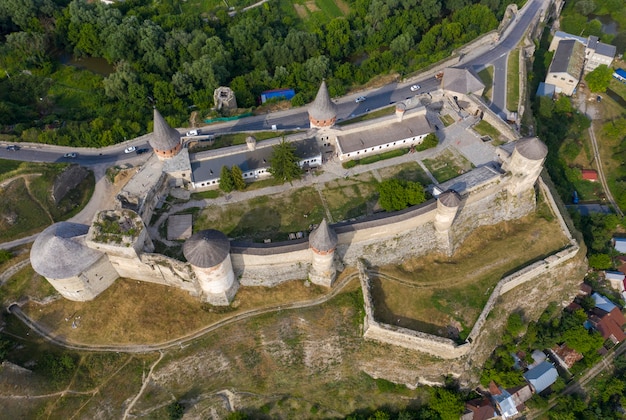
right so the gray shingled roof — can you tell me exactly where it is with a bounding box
[595,41,616,58]
[309,219,337,252]
[438,190,461,208]
[31,222,105,279]
[515,137,548,160]
[549,39,585,78]
[308,81,337,121]
[442,67,485,95]
[149,108,181,151]
[183,229,230,268]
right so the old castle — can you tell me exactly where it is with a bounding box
[31,79,578,358]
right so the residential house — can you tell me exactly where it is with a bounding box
[592,292,618,313]
[614,237,626,254]
[545,39,586,96]
[523,361,559,394]
[585,36,617,72]
[605,271,626,293]
[589,306,626,344]
[578,282,593,297]
[461,398,498,420]
[581,169,598,181]
[489,382,520,419]
[550,343,583,370]
[549,31,616,72]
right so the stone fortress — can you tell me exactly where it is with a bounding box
[31,77,580,358]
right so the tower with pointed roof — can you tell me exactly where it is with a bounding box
[183,229,238,305]
[149,108,182,160]
[308,81,338,129]
[308,219,338,287]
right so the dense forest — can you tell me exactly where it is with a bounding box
[0,0,514,146]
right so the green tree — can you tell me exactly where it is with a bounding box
[588,253,612,270]
[0,249,12,264]
[231,165,246,191]
[219,165,234,193]
[167,401,184,420]
[378,179,426,211]
[268,139,301,183]
[585,64,613,92]
[428,387,464,420]
[506,312,524,337]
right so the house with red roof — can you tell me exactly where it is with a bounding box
[581,169,598,181]
[589,307,626,344]
[551,343,583,369]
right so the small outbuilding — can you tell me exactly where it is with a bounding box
[581,169,598,181]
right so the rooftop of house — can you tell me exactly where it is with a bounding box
[523,361,558,394]
[592,292,618,313]
[549,39,586,78]
[335,108,432,154]
[190,136,321,183]
[442,67,485,95]
[588,35,617,58]
[551,343,583,368]
[590,307,626,343]
[581,169,598,180]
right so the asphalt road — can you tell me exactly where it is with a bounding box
[0,0,547,168]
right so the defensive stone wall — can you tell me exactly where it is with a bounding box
[355,173,582,359]
[468,94,519,142]
[231,242,311,287]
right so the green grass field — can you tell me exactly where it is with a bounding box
[422,148,473,183]
[506,49,520,112]
[478,66,494,102]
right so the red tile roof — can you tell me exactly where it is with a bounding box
[552,343,583,368]
[593,307,626,343]
[581,169,598,181]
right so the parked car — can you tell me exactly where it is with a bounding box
[6,145,20,151]
[135,148,149,155]
[410,84,421,92]
[355,96,366,103]
[124,146,136,154]
[64,152,77,158]
[186,129,199,136]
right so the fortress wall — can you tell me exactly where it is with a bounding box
[468,94,519,142]
[232,248,312,286]
[357,261,470,359]
[108,254,198,295]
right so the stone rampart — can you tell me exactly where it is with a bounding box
[468,94,519,142]
[358,261,470,359]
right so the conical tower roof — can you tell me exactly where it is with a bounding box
[149,108,181,151]
[308,81,337,121]
[31,222,105,279]
[309,219,337,252]
[438,190,461,208]
[183,229,230,268]
[515,137,548,161]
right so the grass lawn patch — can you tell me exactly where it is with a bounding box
[472,120,504,143]
[422,148,473,183]
[439,114,456,127]
[507,49,520,111]
[0,159,23,177]
[478,66,494,101]
[195,186,326,241]
[342,148,408,168]
[373,203,569,340]
[337,106,395,125]
[315,0,344,18]
[190,189,221,200]
[377,161,432,185]
[322,172,379,222]
[0,178,53,242]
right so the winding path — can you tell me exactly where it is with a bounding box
[7,271,360,354]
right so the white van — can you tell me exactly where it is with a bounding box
[186,129,198,136]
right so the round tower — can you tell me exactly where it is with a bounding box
[183,229,238,305]
[149,108,182,160]
[31,222,119,301]
[506,137,548,195]
[246,135,257,151]
[308,219,338,287]
[308,80,338,129]
[395,102,406,122]
[434,190,461,233]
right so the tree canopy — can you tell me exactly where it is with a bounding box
[377,179,426,212]
[585,64,614,92]
[269,139,301,183]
